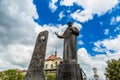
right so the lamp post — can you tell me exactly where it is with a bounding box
[93,67,99,80]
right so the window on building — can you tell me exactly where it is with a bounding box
[55,62,57,67]
[51,64,53,69]
[45,64,48,68]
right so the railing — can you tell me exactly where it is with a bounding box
[81,68,87,80]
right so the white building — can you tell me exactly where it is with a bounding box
[44,52,62,73]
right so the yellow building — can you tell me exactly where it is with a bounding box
[44,53,62,73]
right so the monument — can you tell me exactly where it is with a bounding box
[25,22,86,80]
[25,31,48,80]
[55,22,85,80]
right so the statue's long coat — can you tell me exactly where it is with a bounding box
[58,27,79,61]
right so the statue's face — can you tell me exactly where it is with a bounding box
[68,24,72,27]
[68,22,72,27]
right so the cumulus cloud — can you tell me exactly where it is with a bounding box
[60,0,119,22]
[71,9,93,22]
[104,29,109,35]
[0,0,38,71]
[58,11,65,20]
[35,22,82,58]
[0,0,38,45]
[83,34,120,79]
[93,35,120,52]
[114,26,120,32]
[0,0,63,71]
[0,0,83,71]
[78,48,106,80]
[1,1,119,80]
[110,16,120,32]
[49,0,58,12]
[60,0,75,6]
[116,16,120,22]
[73,22,82,30]
[78,47,120,80]
[48,0,119,22]
[110,17,116,25]
[35,24,66,58]
[78,40,84,45]
[110,16,120,25]
[0,44,33,70]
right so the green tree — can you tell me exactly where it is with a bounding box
[105,59,120,80]
[0,69,25,80]
[4,69,17,80]
[0,72,5,80]
[17,72,25,80]
[45,72,56,80]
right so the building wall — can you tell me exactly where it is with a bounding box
[44,58,62,70]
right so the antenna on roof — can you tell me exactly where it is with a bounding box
[55,48,57,57]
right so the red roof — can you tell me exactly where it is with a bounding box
[46,54,57,60]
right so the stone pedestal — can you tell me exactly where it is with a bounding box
[56,61,83,80]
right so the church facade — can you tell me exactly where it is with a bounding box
[44,54,62,73]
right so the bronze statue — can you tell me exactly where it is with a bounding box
[55,22,79,62]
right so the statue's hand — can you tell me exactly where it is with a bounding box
[55,32,64,38]
[55,32,58,36]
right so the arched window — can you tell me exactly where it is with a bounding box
[55,62,57,67]
[51,64,53,69]
[45,64,48,68]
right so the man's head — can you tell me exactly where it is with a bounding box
[68,22,72,27]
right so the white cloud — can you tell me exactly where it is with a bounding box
[34,22,82,58]
[90,34,120,79]
[0,0,83,71]
[49,0,119,22]
[0,0,38,71]
[78,48,106,80]
[104,29,109,35]
[60,0,119,22]
[1,1,119,80]
[116,16,120,22]
[60,0,75,6]
[49,0,58,12]
[80,0,118,16]
[110,16,120,32]
[93,35,120,52]
[110,17,116,25]
[78,40,84,45]
[110,16,120,25]
[78,47,120,80]
[0,44,33,71]
[35,24,67,58]
[58,11,65,20]
[0,0,64,71]
[71,9,93,22]
[114,26,120,32]
[73,22,82,30]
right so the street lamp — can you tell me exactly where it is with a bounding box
[93,67,99,80]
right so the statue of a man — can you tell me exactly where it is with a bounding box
[55,22,79,62]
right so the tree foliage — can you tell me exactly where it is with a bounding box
[0,69,25,80]
[45,72,56,80]
[105,59,120,80]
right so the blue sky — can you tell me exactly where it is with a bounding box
[32,0,120,79]
[0,0,120,79]
[33,0,120,56]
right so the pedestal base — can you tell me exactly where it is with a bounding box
[56,62,84,80]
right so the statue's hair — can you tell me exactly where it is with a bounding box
[68,22,72,25]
